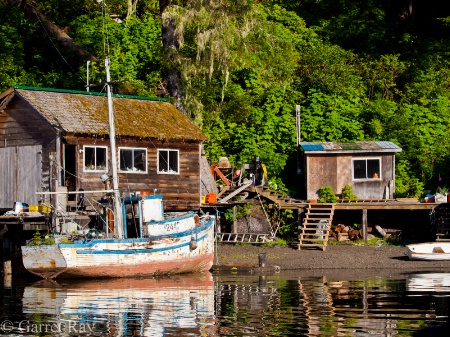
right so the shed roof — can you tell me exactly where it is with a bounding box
[11,86,207,141]
[300,141,402,154]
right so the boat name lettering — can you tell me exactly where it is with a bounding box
[164,221,180,232]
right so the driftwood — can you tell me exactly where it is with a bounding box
[375,225,387,238]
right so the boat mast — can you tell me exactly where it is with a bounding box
[105,58,124,239]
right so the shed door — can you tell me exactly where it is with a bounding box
[0,145,42,208]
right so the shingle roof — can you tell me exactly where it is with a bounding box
[300,141,402,153]
[13,86,207,141]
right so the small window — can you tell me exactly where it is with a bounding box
[158,149,179,174]
[119,147,147,173]
[353,158,381,180]
[84,146,107,172]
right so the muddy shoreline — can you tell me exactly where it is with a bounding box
[213,243,450,277]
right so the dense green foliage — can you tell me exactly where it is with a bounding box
[318,185,338,203]
[2,0,450,197]
[341,184,358,200]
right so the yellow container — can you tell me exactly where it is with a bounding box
[38,205,51,212]
[201,196,206,204]
[29,205,51,213]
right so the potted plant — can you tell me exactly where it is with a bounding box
[435,186,448,203]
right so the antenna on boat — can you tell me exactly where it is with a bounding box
[105,57,124,238]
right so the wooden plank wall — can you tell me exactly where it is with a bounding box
[0,97,56,208]
[16,145,42,205]
[306,153,396,200]
[0,147,15,208]
[66,136,202,211]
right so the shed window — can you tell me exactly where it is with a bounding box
[158,149,179,174]
[84,146,107,172]
[353,158,381,180]
[119,148,147,173]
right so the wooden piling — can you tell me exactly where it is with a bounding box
[0,229,3,277]
[3,260,12,288]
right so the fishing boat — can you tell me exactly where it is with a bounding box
[21,58,215,279]
[405,242,450,261]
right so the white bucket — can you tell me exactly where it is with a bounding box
[14,202,29,213]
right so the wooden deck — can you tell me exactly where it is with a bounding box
[204,185,441,244]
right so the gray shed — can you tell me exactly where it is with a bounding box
[300,141,402,201]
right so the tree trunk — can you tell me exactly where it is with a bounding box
[159,0,185,114]
[9,0,97,61]
[126,0,138,20]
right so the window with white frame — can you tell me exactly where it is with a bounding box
[353,158,381,179]
[158,149,179,174]
[119,147,147,173]
[84,146,107,172]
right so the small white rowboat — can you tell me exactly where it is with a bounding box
[405,242,450,261]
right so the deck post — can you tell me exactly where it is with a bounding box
[232,206,237,234]
[3,260,12,288]
[297,208,304,249]
[362,208,368,241]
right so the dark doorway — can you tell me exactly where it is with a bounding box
[64,144,76,201]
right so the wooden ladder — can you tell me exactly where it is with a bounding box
[298,203,335,251]
[215,232,272,244]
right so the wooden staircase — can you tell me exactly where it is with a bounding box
[254,186,303,208]
[298,203,335,251]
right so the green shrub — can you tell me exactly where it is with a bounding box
[42,234,55,245]
[318,185,337,203]
[341,184,357,200]
[29,229,42,246]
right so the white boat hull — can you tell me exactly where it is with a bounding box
[22,216,215,279]
[405,242,450,261]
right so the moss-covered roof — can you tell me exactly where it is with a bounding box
[13,86,207,141]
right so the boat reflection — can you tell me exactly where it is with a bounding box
[22,273,216,336]
[407,273,450,292]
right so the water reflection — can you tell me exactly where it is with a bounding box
[1,271,449,336]
[407,273,450,292]
[214,271,450,336]
[20,275,216,336]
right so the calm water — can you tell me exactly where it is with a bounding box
[1,270,449,336]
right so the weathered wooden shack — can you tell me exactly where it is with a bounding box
[0,86,208,212]
[300,141,402,201]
